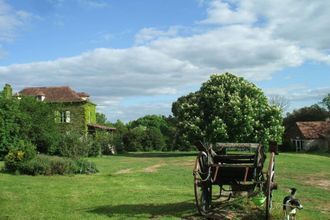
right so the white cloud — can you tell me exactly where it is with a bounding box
[1,0,330,121]
[0,0,36,58]
[199,0,256,25]
[77,0,109,9]
[0,1,33,42]
[201,0,330,52]
[265,85,330,102]
[134,27,181,45]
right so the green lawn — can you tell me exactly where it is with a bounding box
[0,152,329,219]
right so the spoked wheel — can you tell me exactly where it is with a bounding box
[193,152,212,215]
[265,152,277,220]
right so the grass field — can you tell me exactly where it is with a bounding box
[0,152,329,219]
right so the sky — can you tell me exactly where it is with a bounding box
[0,0,329,122]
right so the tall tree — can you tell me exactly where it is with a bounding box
[2,84,13,99]
[96,112,108,125]
[0,95,26,158]
[284,104,329,129]
[321,93,330,111]
[18,96,60,154]
[268,95,290,113]
[172,73,284,148]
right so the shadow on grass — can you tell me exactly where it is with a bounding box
[87,200,268,219]
[115,152,197,158]
[87,201,197,219]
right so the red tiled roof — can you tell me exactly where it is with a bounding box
[88,124,116,131]
[20,86,87,103]
[77,92,90,97]
[296,121,330,139]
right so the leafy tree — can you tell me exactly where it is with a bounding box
[96,112,108,125]
[321,93,330,111]
[282,104,330,151]
[123,126,145,151]
[129,115,175,150]
[283,104,329,129]
[0,95,27,158]
[2,84,13,99]
[172,73,284,148]
[18,96,60,154]
[112,120,128,152]
[142,127,166,151]
[268,95,289,113]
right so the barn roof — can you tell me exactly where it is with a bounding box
[296,121,330,139]
[20,86,90,103]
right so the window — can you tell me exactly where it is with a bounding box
[55,110,71,123]
[65,111,70,123]
[292,138,304,152]
[36,95,45,101]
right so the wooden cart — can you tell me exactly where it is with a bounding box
[193,142,278,219]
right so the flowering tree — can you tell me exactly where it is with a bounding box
[172,73,284,148]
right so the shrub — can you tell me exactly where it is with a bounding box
[72,158,98,174]
[87,135,102,157]
[94,131,114,155]
[4,140,36,172]
[5,154,98,175]
[19,155,52,175]
[57,132,90,158]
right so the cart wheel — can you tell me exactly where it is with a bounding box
[265,152,276,220]
[193,152,212,215]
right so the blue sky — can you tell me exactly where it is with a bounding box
[0,0,329,122]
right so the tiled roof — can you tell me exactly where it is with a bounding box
[296,121,330,139]
[88,124,116,131]
[20,86,88,103]
[77,92,90,97]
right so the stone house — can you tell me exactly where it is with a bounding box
[287,121,330,152]
[19,86,115,134]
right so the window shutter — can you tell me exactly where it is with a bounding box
[54,111,60,123]
[65,111,71,123]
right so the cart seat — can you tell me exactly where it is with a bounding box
[213,154,255,164]
[210,163,256,185]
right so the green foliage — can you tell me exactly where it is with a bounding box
[172,73,284,148]
[143,127,166,151]
[5,154,98,175]
[129,115,176,150]
[18,96,60,154]
[0,95,27,158]
[73,158,98,174]
[321,93,330,111]
[123,126,145,151]
[96,112,107,125]
[95,131,114,155]
[86,131,114,156]
[2,84,13,98]
[83,102,96,132]
[19,154,53,175]
[57,132,90,158]
[0,87,61,157]
[112,120,128,153]
[129,115,167,130]
[284,104,329,128]
[57,132,114,158]
[4,140,37,172]
[123,125,166,152]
